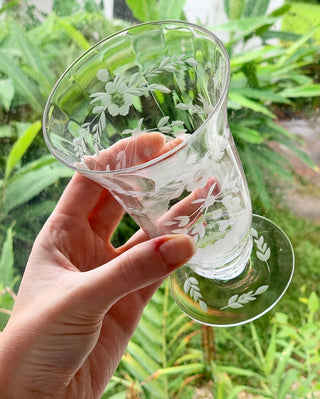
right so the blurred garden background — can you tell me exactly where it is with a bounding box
[0,0,319,397]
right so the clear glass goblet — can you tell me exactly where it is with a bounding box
[43,20,294,326]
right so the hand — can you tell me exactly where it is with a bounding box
[0,172,195,399]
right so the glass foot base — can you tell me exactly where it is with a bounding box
[169,214,295,327]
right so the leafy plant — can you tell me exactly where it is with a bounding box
[125,0,320,209]
[216,4,320,208]
[0,0,125,276]
[214,291,320,397]
[125,0,186,22]
[0,226,18,330]
[103,281,206,398]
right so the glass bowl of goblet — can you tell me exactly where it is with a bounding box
[43,20,294,327]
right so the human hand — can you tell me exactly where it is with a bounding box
[0,137,195,399]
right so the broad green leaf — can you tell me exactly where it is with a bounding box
[230,87,291,104]
[228,92,275,118]
[121,354,164,398]
[215,365,265,380]
[10,20,54,94]
[308,292,319,315]
[241,147,272,209]
[125,0,159,22]
[244,0,270,17]
[127,341,160,375]
[231,124,264,144]
[159,0,185,19]
[143,302,163,326]
[277,25,320,68]
[3,161,72,215]
[0,227,14,287]
[54,16,90,51]
[133,329,163,362]
[278,84,320,98]
[269,3,291,18]
[230,45,283,67]
[223,0,245,20]
[260,30,301,42]
[11,154,56,176]
[5,120,41,179]
[149,363,204,378]
[211,16,277,33]
[264,323,277,375]
[0,49,44,114]
[137,317,163,345]
[0,79,14,111]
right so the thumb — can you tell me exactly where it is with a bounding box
[82,235,196,310]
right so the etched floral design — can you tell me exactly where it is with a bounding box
[191,182,218,218]
[91,77,133,117]
[219,229,272,311]
[184,275,208,312]
[251,227,271,272]
[184,153,214,191]
[220,285,269,310]
[122,116,187,140]
[73,53,199,160]
[69,51,253,319]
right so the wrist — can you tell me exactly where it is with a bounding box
[0,327,64,399]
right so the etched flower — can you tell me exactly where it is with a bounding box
[103,80,133,117]
[184,153,214,191]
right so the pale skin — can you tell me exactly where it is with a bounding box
[0,133,196,399]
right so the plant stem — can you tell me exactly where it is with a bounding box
[162,280,170,399]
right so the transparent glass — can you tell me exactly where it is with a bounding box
[43,20,294,326]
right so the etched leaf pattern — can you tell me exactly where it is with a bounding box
[73,54,198,158]
[184,275,208,312]
[251,227,271,272]
[72,52,256,315]
[221,285,269,310]
[219,230,272,312]
[183,224,272,313]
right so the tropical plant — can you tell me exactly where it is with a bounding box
[0,226,17,330]
[213,291,320,398]
[0,0,127,274]
[103,280,206,399]
[0,2,319,398]
[126,0,320,209]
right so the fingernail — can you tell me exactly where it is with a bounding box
[158,235,196,268]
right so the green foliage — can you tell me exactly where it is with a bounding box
[0,0,125,277]
[282,1,320,43]
[0,227,14,288]
[224,0,270,19]
[0,2,319,398]
[125,0,319,209]
[214,292,320,397]
[105,281,205,398]
[125,0,186,22]
[221,16,319,207]
[0,227,18,330]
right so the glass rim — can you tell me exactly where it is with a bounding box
[43,19,231,176]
